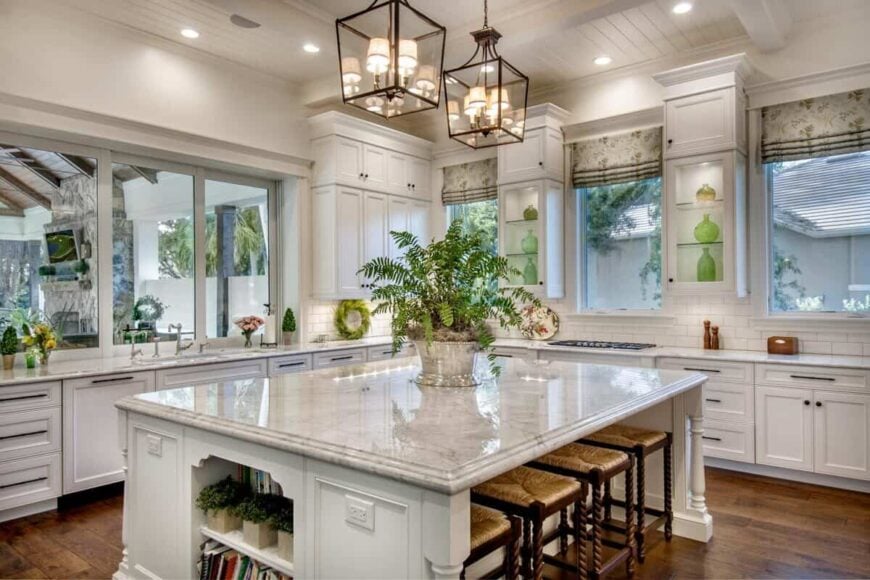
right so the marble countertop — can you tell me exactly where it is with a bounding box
[116,358,706,494]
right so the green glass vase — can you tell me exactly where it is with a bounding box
[693,214,720,244]
[521,230,538,254]
[697,247,716,282]
[523,205,538,220]
[523,257,538,285]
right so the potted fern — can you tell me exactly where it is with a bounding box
[195,476,249,533]
[359,221,539,386]
[1,325,18,370]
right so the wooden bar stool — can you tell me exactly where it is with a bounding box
[581,425,673,562]
[529,442,636,579]
[471,465,587,580]
[461,505,522,579]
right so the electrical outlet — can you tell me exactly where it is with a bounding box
[345,495,374,531]
[146,434,162,457]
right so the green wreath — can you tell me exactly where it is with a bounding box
[334,300,371,340]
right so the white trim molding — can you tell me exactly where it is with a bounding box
[563,106,663,143]
[746,61,870,109]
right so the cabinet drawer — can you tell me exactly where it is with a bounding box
[491,346,536,360]
[313,348,366,369]
[658,358,752,384]
[268,355,313,376]
[0,381,61,412]
[367,343,415,362]
[0,452,61,512]
[701,419,754,463]
[756,364,868,391]
[703,384,752,422]
[157,360,267,390]
[0,406,61,462]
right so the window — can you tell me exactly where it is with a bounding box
[581,177,662,310]
[767,152,870,314]
[0,141,99,349]
[448,199,498,256]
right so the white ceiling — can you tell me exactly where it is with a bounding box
[58,0,869,98]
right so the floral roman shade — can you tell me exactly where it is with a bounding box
[761,89,870,163]
[441,158,498,205]
[571,126,662,189]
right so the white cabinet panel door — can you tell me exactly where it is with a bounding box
[386,151,408,194]
[755,386,814,472]
[388,197,410,259]
[363,192,389,285]
[814,391,870,480]
[363,145,388,188]
[409,157,431,197]
[336,138,364,183]
[409,201,430,244]
[498,130,543,183]
[664,88,735,157]
[63,371,155,493]
[337,187,364,294]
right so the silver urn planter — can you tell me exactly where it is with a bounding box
[414,340,480,387]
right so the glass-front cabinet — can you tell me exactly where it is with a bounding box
[665,150,746,295]
[499,179,564,298]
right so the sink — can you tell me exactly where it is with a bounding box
[133,358,179,367]
[178,354,223,362]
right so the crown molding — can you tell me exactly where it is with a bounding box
[745,61,870,109]
[308,110,434,157]
[563,106,663,143]
[652,53,755,88]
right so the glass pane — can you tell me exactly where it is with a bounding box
[448,199,498,256]
[205,179,269,338]
[583,177,662,310]
[672,160,725,283]
[769,152,870,313]
[0,143,98,349]
[112,165,194,345]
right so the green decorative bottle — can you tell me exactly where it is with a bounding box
[697,247,716,282]
[693,213,720,244]
[523,257,538,285]
[523,205,538,220]
[521,230,538,254]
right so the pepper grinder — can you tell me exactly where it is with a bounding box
[703,320,712,349]
[711,325,720,350]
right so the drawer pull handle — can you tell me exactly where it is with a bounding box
[381,351,394,355]
[790,374,835,382]
[331,355,354,362]
[91,376,135,384]
[0,476,47,490]
[705,398,722,403]
[702,436,722,441]
[684,367,721,373]
[0,394,48,403]
[496,354,514,358]
[278,362,306,368]
[0,429,48,441]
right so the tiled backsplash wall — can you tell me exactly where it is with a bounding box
[305,300,392,340]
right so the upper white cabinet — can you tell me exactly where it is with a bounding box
[313,185,366,299]
[497,105,567,185]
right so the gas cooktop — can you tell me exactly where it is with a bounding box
[546,340,656,351]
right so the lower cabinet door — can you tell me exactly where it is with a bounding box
[813,391,870,480]
[63,371,155,493]
[755,386,814,472]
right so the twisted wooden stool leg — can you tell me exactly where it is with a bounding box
[603,480,612,522]
[636,451,647,562]
[522,517,532,578]
[559,507,569,554]
[591,483,603,579]
[625,457,636,577]
[533,516,544,580]
[507,516,521,580]
[575,493,588,579]
[664,434,674,541]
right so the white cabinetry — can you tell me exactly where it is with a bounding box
[813,391,870,479]
[313,186,365,299]
[663,88,746,157]
[313,348,367,369]
[156,359,267,391]
[755,386,814,472]
[63,371,155,493]
[497,126,563,185]
[268,354,313,376]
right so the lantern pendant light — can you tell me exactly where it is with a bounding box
[443,0,529,149]
[336,0,446,119]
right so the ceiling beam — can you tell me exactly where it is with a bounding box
[0,207,25,217]
[0,144,61,190]
[55,153,95,178]
[0,167,51,209]
[730,0,792,52]
[130,166,159,184]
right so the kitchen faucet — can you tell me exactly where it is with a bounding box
[167,323,194,355]
[129,331,144,360]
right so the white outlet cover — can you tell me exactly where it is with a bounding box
[146,434,162,457]
[345,495,375,531]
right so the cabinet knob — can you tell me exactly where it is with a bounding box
[538,281,544,285]
[667,139,673,145]
[804,400,810,405]
[538,161,543,167]
[668,277,674,283]
[816,401,822,407]
[407,183,411,188]
[412,184,416,189]
[364,173,369,179]
[359,172,364,178]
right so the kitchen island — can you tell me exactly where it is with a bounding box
[113,357,710,580]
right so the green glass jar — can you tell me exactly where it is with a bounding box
[25,349,36,369]
[523,257,538,285]
[697,247,716,282]
[696,183,717,202]
[521,230,538,254]
[523,205,538,220]
[693,214,720,244]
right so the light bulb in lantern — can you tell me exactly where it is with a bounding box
[365,96,384,113]
[447,100,460,121]
[366,38,390,74]
[463,95,477,117]
[398,39,418,74]
[341,57,362,85]
[415,65,436,92]
[488,87,510,111]
[468,86,487,109]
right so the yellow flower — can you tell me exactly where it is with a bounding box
[22,336,33,346]
[45,339,56,350]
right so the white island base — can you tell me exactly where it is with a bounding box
[113,359,711,579]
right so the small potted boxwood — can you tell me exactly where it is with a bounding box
[237,494,283,549]
[282,308,296,344]
[195,476,249,533]
[1,325,18,370]
[270,501,294,561]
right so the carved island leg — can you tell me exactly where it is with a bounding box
[113,410,130,579]
[423,490,470,580]
[687,387,709,517]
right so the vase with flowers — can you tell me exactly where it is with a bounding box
[21,322,57,365]
[234,315,265,348]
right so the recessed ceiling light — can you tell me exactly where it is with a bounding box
[303,43,320,54]
[672,2,692,14]
[181,28,200,39]
[593,55,612,66]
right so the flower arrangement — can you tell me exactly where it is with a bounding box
[234,315,265,348]
[21,322,57,365]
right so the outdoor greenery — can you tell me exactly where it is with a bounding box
[132,294,167,322]
[358,221,540,374]
[195,476,251,516]
[448,199,498,256]
[281,308,296,333]
[772,244,806,311]
[157,206,267,280]
[1,325,18,355]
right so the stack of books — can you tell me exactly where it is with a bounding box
[238,465,283,495]
[199,540,292,580]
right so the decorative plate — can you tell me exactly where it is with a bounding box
[519,305,559,340]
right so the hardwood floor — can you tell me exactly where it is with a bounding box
[0,469,868,579]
